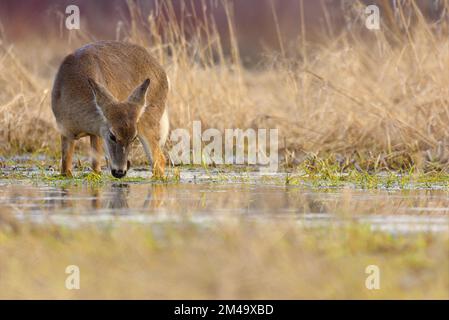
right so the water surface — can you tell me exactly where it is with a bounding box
[1,167,448,234]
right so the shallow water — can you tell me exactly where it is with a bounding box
[1,167,449,233]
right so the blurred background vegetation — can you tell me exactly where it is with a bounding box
[1,0,449,171]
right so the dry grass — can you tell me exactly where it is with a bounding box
[2,1,449,171]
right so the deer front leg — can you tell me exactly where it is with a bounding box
[151,141,166,178]
[139,128,165,178]
[61,135,75,177]
[90,135,103,173]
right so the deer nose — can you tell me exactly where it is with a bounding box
[111,169,127,178]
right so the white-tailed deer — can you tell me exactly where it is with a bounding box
[51,41,169,178]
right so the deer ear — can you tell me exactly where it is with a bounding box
[87,78,117,107]
[127,78,150,106]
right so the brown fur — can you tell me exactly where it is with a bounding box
[51,41,169,178]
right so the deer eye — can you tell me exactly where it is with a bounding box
[109,132,117,142]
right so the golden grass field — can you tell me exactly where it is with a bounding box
[0,1,449,300]
[1,1,449,171]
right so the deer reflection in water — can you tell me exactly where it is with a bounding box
[41,183,166,213]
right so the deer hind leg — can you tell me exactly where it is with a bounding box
[139,127,165,178]
[90,135,103,174]
[61,135,75,177]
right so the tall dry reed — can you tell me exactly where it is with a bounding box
[1,0,449,170]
